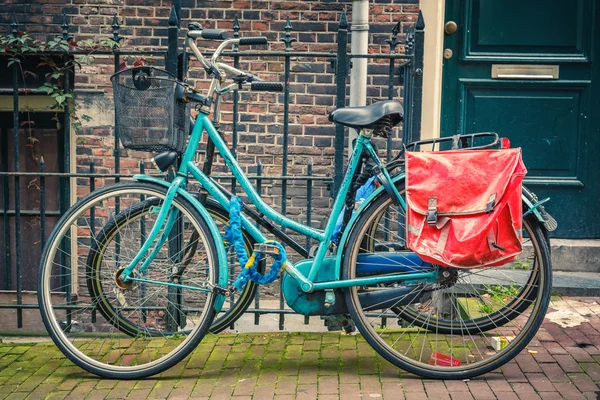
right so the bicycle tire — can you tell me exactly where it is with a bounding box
[342,180,552,379]
[38,182,220,379]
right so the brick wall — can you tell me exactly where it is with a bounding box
[3,0,419,259]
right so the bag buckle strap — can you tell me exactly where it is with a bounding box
[427,197,438,226]
[485,193,497,214]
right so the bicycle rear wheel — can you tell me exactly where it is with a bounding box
[86,197,257,335]
[38,182,219,379]
[342,181,552,379]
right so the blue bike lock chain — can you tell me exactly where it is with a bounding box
[224,197,287,291]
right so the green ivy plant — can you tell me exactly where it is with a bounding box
[0,32,120,159]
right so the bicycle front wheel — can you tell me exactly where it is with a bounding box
[38,182,220,379]
[342,181,552,379]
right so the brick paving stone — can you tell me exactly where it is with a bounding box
[569,373,600,393]
[543,341,568,355]
[318,375,339,394]
[553,382,586,400]
[529,347,557,363]
[232,377,257,397]
[45,391,69,400]
[553,354,583,373]
[485,375,513,393]
[466,380,496,400]
[275,376,298,395]
[65,381,96,399]
[381,382,404,400]
[339,383,361,400]
[296,383,318,399]
[502,362,529,383]
[4,393,27,400]
[253,384,275,400]
[316,396,339,400]
[25,383,58,399]
[566,346,597,363]
[539,363,571,383]
[450,393,475,400]
[360,374,382,396]
[538,392,563,400]
[85,389,111,400]
[515,353,544,373]
[403,391,428,400]
[581,362,600,381]
[511,382,542,400]
[210,386,233,400]
[402,376,425,392]
[124,389,153,400]
[526,373,556,392]
[297,367,318,385]
[442,380,469,393]
[423,381,450,400]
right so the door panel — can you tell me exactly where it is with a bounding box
[441,0,600,238]
[463,0,592,59]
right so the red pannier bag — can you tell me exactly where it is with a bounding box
[405,148,527,268]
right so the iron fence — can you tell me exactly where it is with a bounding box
[0,5,424,331]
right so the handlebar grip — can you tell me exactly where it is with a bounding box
[250,81,284,92]
[201,29,228,40]
[239,37,268,46]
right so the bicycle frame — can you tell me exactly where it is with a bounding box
[122,112,438,294]
[119,34,438,295]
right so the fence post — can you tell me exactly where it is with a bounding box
[333,9,349,197]
[11,14,22,328]
[280,16,295,223]
[385,21,402,162]
[409,11,425,144]
[166,6,179,76]
[111,15,123,180]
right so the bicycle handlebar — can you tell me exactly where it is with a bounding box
[239,37,268,46]
[200,29,229,40]
[251,81,284,92]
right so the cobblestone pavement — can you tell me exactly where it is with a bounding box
[1,297,600,399]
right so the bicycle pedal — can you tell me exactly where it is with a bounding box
[253,243,280,256]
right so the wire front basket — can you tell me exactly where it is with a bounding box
[111,67,189,153]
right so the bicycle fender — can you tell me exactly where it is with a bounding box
[522,185,549,224]
[335,175,552,280]
[134,174,229,313]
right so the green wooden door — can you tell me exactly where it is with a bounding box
[441,0,600,238]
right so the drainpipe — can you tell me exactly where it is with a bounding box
[348,0,369,154]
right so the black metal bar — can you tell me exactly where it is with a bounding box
[254,163,262,326]
[280,17,294,230]
[1,127,11,291]
[333,10,349,196]
[40,158,46,251]
[306,162,313,251]
[11,17,22,326]
[403,31,415,145]
[166,6,179,76]
[231,15,241,195]
[89,161,95,238]
[409,12,425,144]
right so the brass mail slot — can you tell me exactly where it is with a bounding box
[491,64,559,80]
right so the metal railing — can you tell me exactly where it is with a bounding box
[0,4,424,331]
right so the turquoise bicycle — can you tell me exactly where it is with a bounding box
[38,27,554,380]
